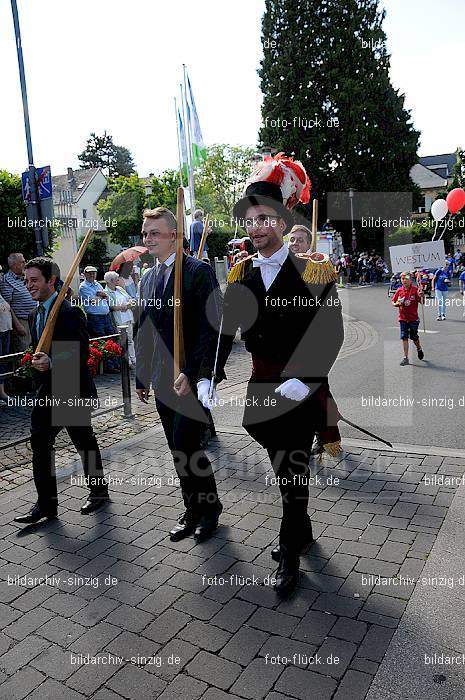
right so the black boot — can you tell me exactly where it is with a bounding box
[194,502,223,543]
[274,550,300,597]
[170,510,198,542]
[271,526,314,562]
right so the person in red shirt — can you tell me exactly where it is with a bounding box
[391,272,425,366]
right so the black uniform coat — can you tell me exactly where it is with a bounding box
[136,254,222,396]
[28,298,98,427]
[216,251,344,448]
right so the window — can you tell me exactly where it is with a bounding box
[82,208,87,219]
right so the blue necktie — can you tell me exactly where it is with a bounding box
[155,263,167,302]
[37,303,46,339]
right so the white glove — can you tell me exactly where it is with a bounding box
[197,379,219,409]
[275,378,310,402]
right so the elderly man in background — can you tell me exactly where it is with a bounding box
[288,225,312,255]
[0,252,36,354]
[103,270,136,368]
[79,265,118,372]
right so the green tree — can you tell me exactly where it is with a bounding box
[148,169,179,213]
[79,131,136,177]
[80,234,109,269]
[259,0,420,208]
[98,174,145,247]
[0,170,57,266]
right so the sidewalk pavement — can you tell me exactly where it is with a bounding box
[1,416,464,699]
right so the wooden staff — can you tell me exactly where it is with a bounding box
[35,228,94,355]
[415,270,427,334]
[310,199,318,252]
[174,188,185,379]
[197,213,209,260]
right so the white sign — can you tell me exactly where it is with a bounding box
[389,240,445,274]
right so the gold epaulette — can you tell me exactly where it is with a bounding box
[227,254,256,283]
[297,252,337,284]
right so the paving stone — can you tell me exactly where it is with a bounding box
[330,617,368,643]
[4,607,56,641]
[69,622,121,656]
[104,604,152,632]
[313,592,363,619]
[156,673,207,700]
[359,525,390,545]
[321,553,358,578]
[200,689,243,700]
[337,541,380,558]
[363,593,407,619]
[29,644,78,681]
[292,610,337,644]
[371,515,410,529]
[105,631,159,660]
[178,620,231,653]
[274,666,337,700]
[376,541,410,564]
[143,608,190,645]
[332,669,374,699]
[172,592,223,621]
[248,607,300,636]
[230,657,284,698]
[357,624,394,662]
[259,635,317,666]
[220,626,269,665]
[386,529,416,544]
[137,585,183,615]
[210,599,256,633]
[0,635,50,675]
[350,657,379,674]
[186,650,242,690]
[107,664,166,699]
[10,586,55,613]
[26,678,84,700]
[71,597,119,626]
[0,666,45,700]
[315,636,358,679]
[357,610,398,629]
[66,656,121,694]
[276,587,318,618]
[354,558,400,578]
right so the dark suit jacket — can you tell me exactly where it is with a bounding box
[135,254,222,392]
[29,298,97,402]
[217,251,344,383]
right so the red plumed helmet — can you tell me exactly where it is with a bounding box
[245,153,311,210]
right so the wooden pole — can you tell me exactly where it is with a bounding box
[310,199,318,252]
[174,188,185,379]
[197,213,209,260]
[35,228,94,355]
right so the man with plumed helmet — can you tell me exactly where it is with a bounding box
[199,154,344,596]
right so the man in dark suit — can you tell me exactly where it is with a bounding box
[204,173,344,596]
[14,257,109,524]
[136,207,223,543]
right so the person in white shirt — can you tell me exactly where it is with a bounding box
[0,288,13,401]
[103,271,136,367]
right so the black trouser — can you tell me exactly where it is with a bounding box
[242,377,316,556]
[155,385,221,518]
[31,404,107,512]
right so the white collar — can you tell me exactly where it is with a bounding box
[257,244,288,266]
[158,252,176,268]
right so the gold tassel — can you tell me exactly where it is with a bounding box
[323,441,343,458]
[227,256,255,284]
[302,259,337,285]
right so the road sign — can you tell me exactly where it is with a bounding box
[21,170,33,203]
[37,165,52,199]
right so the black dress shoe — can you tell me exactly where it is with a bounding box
[170,512,198,542]
[194,503,223,543]
[271,529,314,562]
[81,494,109,515]
[274,552,300,597]
[14,504,57,524]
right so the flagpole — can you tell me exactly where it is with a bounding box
[174,97,184,187]
[182,64,196,215]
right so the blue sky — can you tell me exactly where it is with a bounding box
[1,0,463,177]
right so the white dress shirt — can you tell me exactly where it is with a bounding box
[252,244,289,291]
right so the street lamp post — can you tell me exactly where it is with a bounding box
[348,188,356,252]
[11,0,44,256]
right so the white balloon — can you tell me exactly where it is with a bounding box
[431,199,448,221]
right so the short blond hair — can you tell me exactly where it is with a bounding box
[143,207,177,230]
[289,225,311,242]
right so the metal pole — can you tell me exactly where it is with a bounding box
[118,325,133,419]
[11,0,44,256]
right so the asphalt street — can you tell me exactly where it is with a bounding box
[333,282,465,450]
